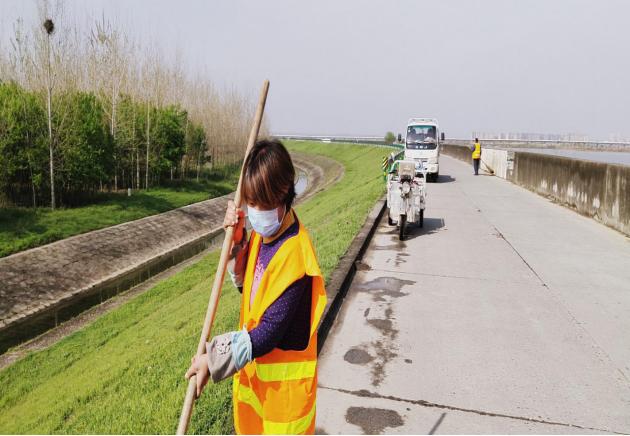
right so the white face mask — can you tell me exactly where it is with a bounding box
[247,204,285,237]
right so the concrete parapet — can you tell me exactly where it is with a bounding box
[441,142,513,178]
[512,152,630,236]
[441,143,472,163]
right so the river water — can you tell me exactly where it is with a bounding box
[514,149,630,166]
[295,171,308,197]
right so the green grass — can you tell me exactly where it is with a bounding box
[0,141,386,434]
[0,167,240,258]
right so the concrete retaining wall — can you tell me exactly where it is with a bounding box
[441,143,630,237]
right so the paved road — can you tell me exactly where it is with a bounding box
[316,155,630,434]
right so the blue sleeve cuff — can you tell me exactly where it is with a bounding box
[231,327,252,370]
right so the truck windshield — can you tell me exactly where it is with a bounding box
[406,125,437,150]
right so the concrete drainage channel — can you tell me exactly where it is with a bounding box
[0,154,337,358]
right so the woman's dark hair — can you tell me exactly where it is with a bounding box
[241,139,296,210]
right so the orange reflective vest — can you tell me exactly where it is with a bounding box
[233,216,327,435]
[472,142,481,159]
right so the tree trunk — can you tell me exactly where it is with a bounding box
[182,117,189,180]
[46,34,55,210]
[112,82,117,191]
[133,96,139,190]
[196,148,201,182]
[136,147,140,190]
[29,159,36,208]
[130,151,134,189]
[145,102,150,189]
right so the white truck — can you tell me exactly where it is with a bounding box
[404,118,441,182]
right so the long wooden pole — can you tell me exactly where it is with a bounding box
[176,80,269,435]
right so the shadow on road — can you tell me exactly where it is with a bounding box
[403,217,445,241]
[437,174,456,183]
[428,412,447,435]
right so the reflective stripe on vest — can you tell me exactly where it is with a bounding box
[472,143,481,159]
[256,360,317,382]
[236,382,316,434]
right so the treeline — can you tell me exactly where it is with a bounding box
[0,1,260,208]
[0,81,207,206]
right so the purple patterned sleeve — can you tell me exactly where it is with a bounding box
[249,275,310,358]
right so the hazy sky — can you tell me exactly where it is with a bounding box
[2,0,629,139]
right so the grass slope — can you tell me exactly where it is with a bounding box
[0,141,386,434]
[0,167,239,258]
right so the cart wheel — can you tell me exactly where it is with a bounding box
[419,209,424,228]
[388,215,394,226]
[399,214,406,240]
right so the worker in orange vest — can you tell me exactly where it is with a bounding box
[185,139,326,434]
[471,138,482,175]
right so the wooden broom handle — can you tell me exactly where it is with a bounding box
[176,80,269,435]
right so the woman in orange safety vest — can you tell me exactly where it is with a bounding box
[186,139,327,434]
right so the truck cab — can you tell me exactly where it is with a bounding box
[404,118,440,182]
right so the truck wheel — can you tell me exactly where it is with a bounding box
[419,209,424,228]
[399,214,406,240]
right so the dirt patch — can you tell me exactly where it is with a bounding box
[356,276,414,302]
[346,406,404,434]
[344,347,374,365]
[370,339,398,387]
[355,260,371,271]
[355,277,413,386]
[367,318,394,338]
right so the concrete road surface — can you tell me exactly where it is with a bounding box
[316,155,630,434]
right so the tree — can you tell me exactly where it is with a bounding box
[1,5,257,205]
[43,17,56,208]
[53,91,112,203]
[150,105,186,182]
[0,82,47,206]
[384,131,396,144]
